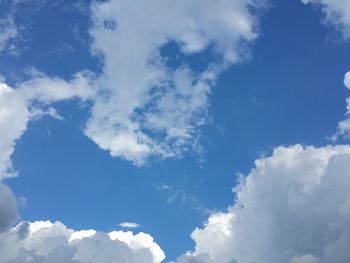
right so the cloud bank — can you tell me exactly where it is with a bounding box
[176,145,350,263]
[0,220,165,263]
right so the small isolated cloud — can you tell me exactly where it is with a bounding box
[119,222,140,229]
[301,0,350,39]
[0,220,165,263]
[175,144,350,263]
[335,71,350,138]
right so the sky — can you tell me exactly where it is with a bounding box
[1,0,350,262]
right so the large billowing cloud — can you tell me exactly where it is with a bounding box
[175,145,350,263]
[0,220,165,263]
[302,0,350,39]
[85,0,266,165]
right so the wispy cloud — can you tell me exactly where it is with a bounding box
[302,0,350,40]
[84,0,267,165]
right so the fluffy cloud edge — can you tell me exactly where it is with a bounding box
[175,144,350,263]
[0,220,165,263]
[301,0,350,40]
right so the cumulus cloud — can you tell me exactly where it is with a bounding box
[175,145,350,263]
[0,220,165,263]
[301,0,350,39]
[85,0,266,165]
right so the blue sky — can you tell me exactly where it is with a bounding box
[1,0,350,263]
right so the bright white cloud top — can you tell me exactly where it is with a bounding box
[175,145,350,263]
[0,221,165,263]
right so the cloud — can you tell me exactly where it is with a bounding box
[0,71,93,179]
[335,71,350,138]
[0,220,165,263]
[119,222,141,229]
[175,144,350,263]
[0,183,19,232]
[0,16,17,53]
[0,71,93,235]
[84,0,266,165]
[301,0,350,39]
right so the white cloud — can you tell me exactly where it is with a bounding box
[0,16,17,53]
[0,220,165,263]
[85,0,266,165]
[0,71,93,180]
[302,0,350,39]
[0,72,93,235]
[119,222,140,229]
[336,71,350,138]
[176,144,350,263]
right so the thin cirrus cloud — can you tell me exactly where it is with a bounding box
[0,16,17,53]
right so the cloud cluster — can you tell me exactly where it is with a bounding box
[302,0,350,39]
[176,145,350,263]
[0,220,165,263]
[85,0,266,165]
